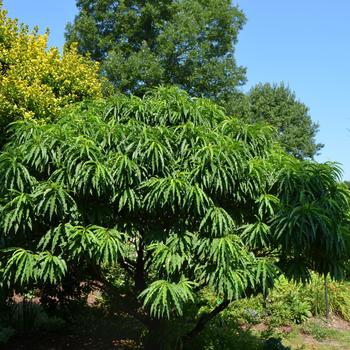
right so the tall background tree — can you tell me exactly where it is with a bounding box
[66,1,322,160]
[226,83,323,158]
[65,0,246,101]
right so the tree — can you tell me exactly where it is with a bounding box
[227,83,323,159]
[0,87,349,349]
[65,2,324,161]
[65,0,246,101]
[0,4,103,145]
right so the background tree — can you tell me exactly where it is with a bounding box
[65,1,324,160]
[65,0,246,101]
[0,88,349,349]
[0,5,103,145]
[226,83,323,159]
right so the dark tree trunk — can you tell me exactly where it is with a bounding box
[143,319,164,350]
[135,242,146,293]
[182,299,230,344]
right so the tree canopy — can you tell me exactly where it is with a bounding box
[226,83,323,159]
[65,0,246,101]
[0,4,103,145]
[65,1,324,160]
[0,87,348,348]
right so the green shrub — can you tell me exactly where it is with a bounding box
[225,295,266,325]
[215,273,350,331]
[304,274,350,321]
[264,277,312,326]
[264,274,350,325]
[330,282,350,321]
[188,316,263,350]
[0,326,15,344]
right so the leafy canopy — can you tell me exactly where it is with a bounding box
[0,87,349,327]
[0,4,103,142]
[65,0,246,101]
[65,1,324,162]
[227,83,323,159]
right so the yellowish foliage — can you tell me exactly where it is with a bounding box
[0,5,103,126]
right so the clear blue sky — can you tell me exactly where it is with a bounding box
[3,0,350,179]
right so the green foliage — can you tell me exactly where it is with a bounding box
[304,274,350,321]
[66,0,246,102]
[227,83,323,159]
[267,277,312,326]
[3,248,67,285]
[224,273,350,329]
[139,277,196,319]
[0,4,103,143]
[218,294,266,325]
[0,87,349,345]
[187,315,263,350]
[301,319,338,342]
[206,277,313,328]
[148,232,194,275]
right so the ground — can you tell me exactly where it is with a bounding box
[2,317,350,350]
[2,291,350,350]
[282,318,350,350]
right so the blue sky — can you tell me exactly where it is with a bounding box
[3,0,350,179]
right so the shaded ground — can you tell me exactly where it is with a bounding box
[1,333,140,350]
[2,292,350,350]
[3,319,350,350]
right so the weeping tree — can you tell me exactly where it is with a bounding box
[0,87,349,349]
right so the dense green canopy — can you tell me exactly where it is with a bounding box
[226,83,323,159]
[65,0,246,101]
[0,87,348,347]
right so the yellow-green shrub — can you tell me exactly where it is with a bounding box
[0,4,103,130]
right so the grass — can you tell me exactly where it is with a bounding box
[282,319,350,350]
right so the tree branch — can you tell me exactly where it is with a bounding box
[184,299,230,340]
[119,259,134,276]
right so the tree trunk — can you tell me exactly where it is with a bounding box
[135,243,146,293]
[324,274,330,321]
[182,299,230,344]
[143,319,164,350]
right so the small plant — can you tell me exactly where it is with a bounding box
[289,299,312,324]
[265,277,312,327]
